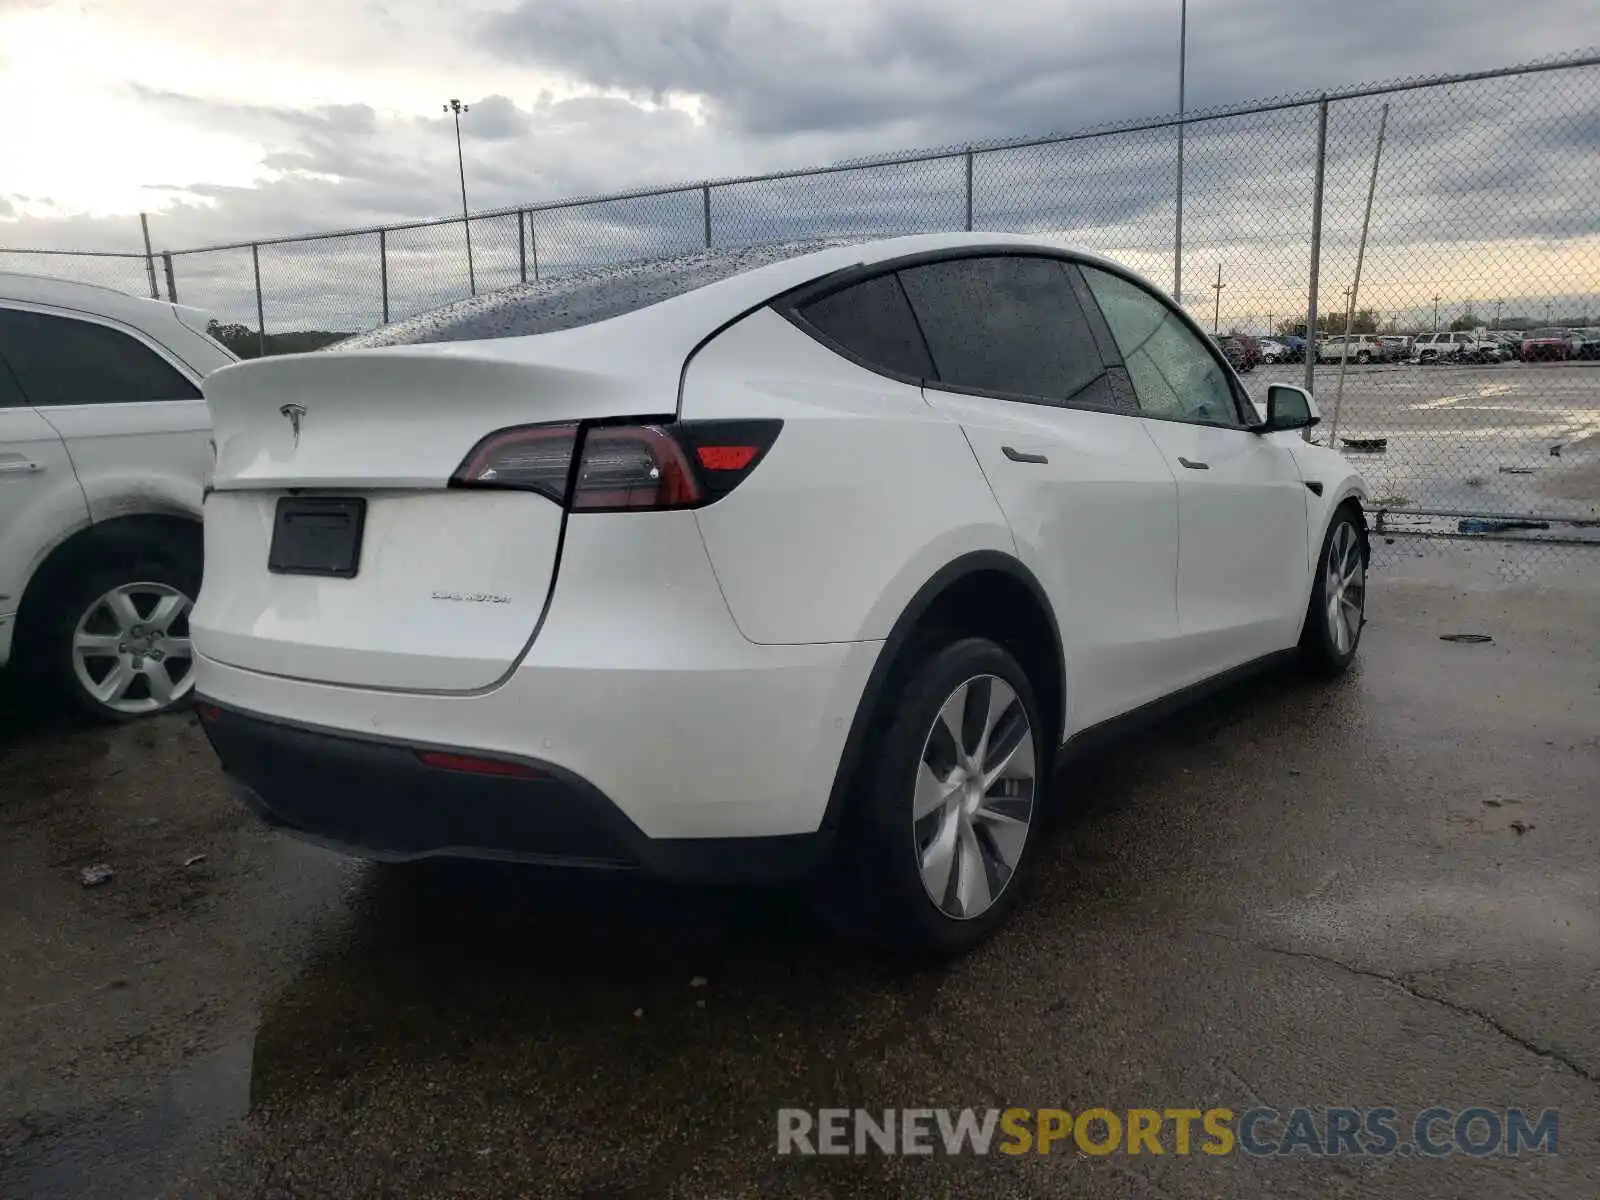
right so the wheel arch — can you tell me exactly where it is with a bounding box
[818,550,1066,837]
[14,513,203,655]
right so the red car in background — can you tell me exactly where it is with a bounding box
[1520,328,1574,361]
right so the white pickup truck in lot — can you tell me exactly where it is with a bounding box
[0,273,234,720]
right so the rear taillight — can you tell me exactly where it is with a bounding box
[451,419,781,511]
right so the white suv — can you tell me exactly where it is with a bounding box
[0,273,234,719]
[192,235,1368,954]
[1410,331,1502,364]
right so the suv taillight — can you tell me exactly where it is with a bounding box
[451,419,782,512]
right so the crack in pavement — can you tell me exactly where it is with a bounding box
[1201,929,1597,1086]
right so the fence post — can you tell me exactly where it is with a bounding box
[1303,95,1329,395]
[702,185,712,249]
[518,211,527,284]
[379,229,389,324]
[530,217,540,282]
[963,150,974,232]
[139,213,159,299]
[252,243,266,358]
[161,252,177,303]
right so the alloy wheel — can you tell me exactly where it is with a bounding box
[913,674,1036,920]
[71,582,196,715]
[1324,523,1366,656]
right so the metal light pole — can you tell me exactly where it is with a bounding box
[1173,0,1187,304]
[1433,295,1440,333]
[444,99,476,296]
[1494,299,1502,330]
[1211,263,1225,332]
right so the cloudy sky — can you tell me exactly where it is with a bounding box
[0,0,1594,331]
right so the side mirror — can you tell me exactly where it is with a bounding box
[1254,384,1321,433]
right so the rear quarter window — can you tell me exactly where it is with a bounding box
[796,273,934,379]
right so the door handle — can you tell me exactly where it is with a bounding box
[1177,457,1209,470]
[1002,446,1049,464]
[0,460,42,476]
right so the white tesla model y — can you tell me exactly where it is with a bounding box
[193,233,1368,955]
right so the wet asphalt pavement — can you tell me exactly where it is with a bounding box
[2,574,1597,1199]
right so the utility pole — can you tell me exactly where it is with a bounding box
[444,99,476,296]
[1494,299,1502,330]
[1173,0,1187,304]
[1211,263,1225,332]
[1545,301,1553,325]
[1433,295,1440,333]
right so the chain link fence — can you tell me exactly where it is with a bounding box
[4,50,1597,579]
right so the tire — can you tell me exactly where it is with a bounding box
[1356,351,1371,364]
[1263,354,1279,365]
[41,541,201,722]
[1299,509,1367,678]
[815,636,1048,959]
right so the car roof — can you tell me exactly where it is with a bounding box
[331,232,1132,356]
[0,270,209,329]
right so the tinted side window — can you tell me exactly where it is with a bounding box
[1079,267,1242,428]
[796,273,934,379]
[898,256,1107,405]
[0,309,200,406]
[0,349,25,408]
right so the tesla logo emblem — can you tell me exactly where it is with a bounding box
[279,403,307,447]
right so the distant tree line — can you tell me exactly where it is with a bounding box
[206,320,353,359]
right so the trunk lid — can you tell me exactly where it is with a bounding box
[193,340,672,692]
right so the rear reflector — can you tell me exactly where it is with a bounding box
[197,703,222,722]
[695,445,759,471]
[415,749,543,778]
[451,419,781,510]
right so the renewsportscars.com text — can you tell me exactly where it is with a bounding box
[777,1106,1558,1157]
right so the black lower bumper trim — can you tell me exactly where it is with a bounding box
[196,700,829,884]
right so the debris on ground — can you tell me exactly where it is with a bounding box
[632,1008,644,1019]
[1341,437,1388,452]
[1440,633,1493,644]
[1510,821,1535,835]
[79,864,115,887]
[182,854,207,868]
[1498,466,1535,474]
[1483,799,1503,808]
[689,976,709,988]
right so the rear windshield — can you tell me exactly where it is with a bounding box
[332,238,872,351]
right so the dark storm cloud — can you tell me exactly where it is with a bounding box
[477,0,1595,145]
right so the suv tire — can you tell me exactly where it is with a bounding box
[1299,509,1367,678]
[816,636,1049,959]
[40,537,202,722]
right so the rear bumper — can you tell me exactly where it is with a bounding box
[198,702,831,883]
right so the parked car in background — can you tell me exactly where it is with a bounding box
[1257,337,1294,364]
[1230,333,1261,371]
[1376,335,1412,360]
[1211,333,1250,371]
[1410,331,1503,364]
[1571,327,1600,360]
[190,233,1369,956]
[1278,334,1308,363]
[1317,334,1387,364]
[0,273,235,719]
[1520,328,1575,361]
